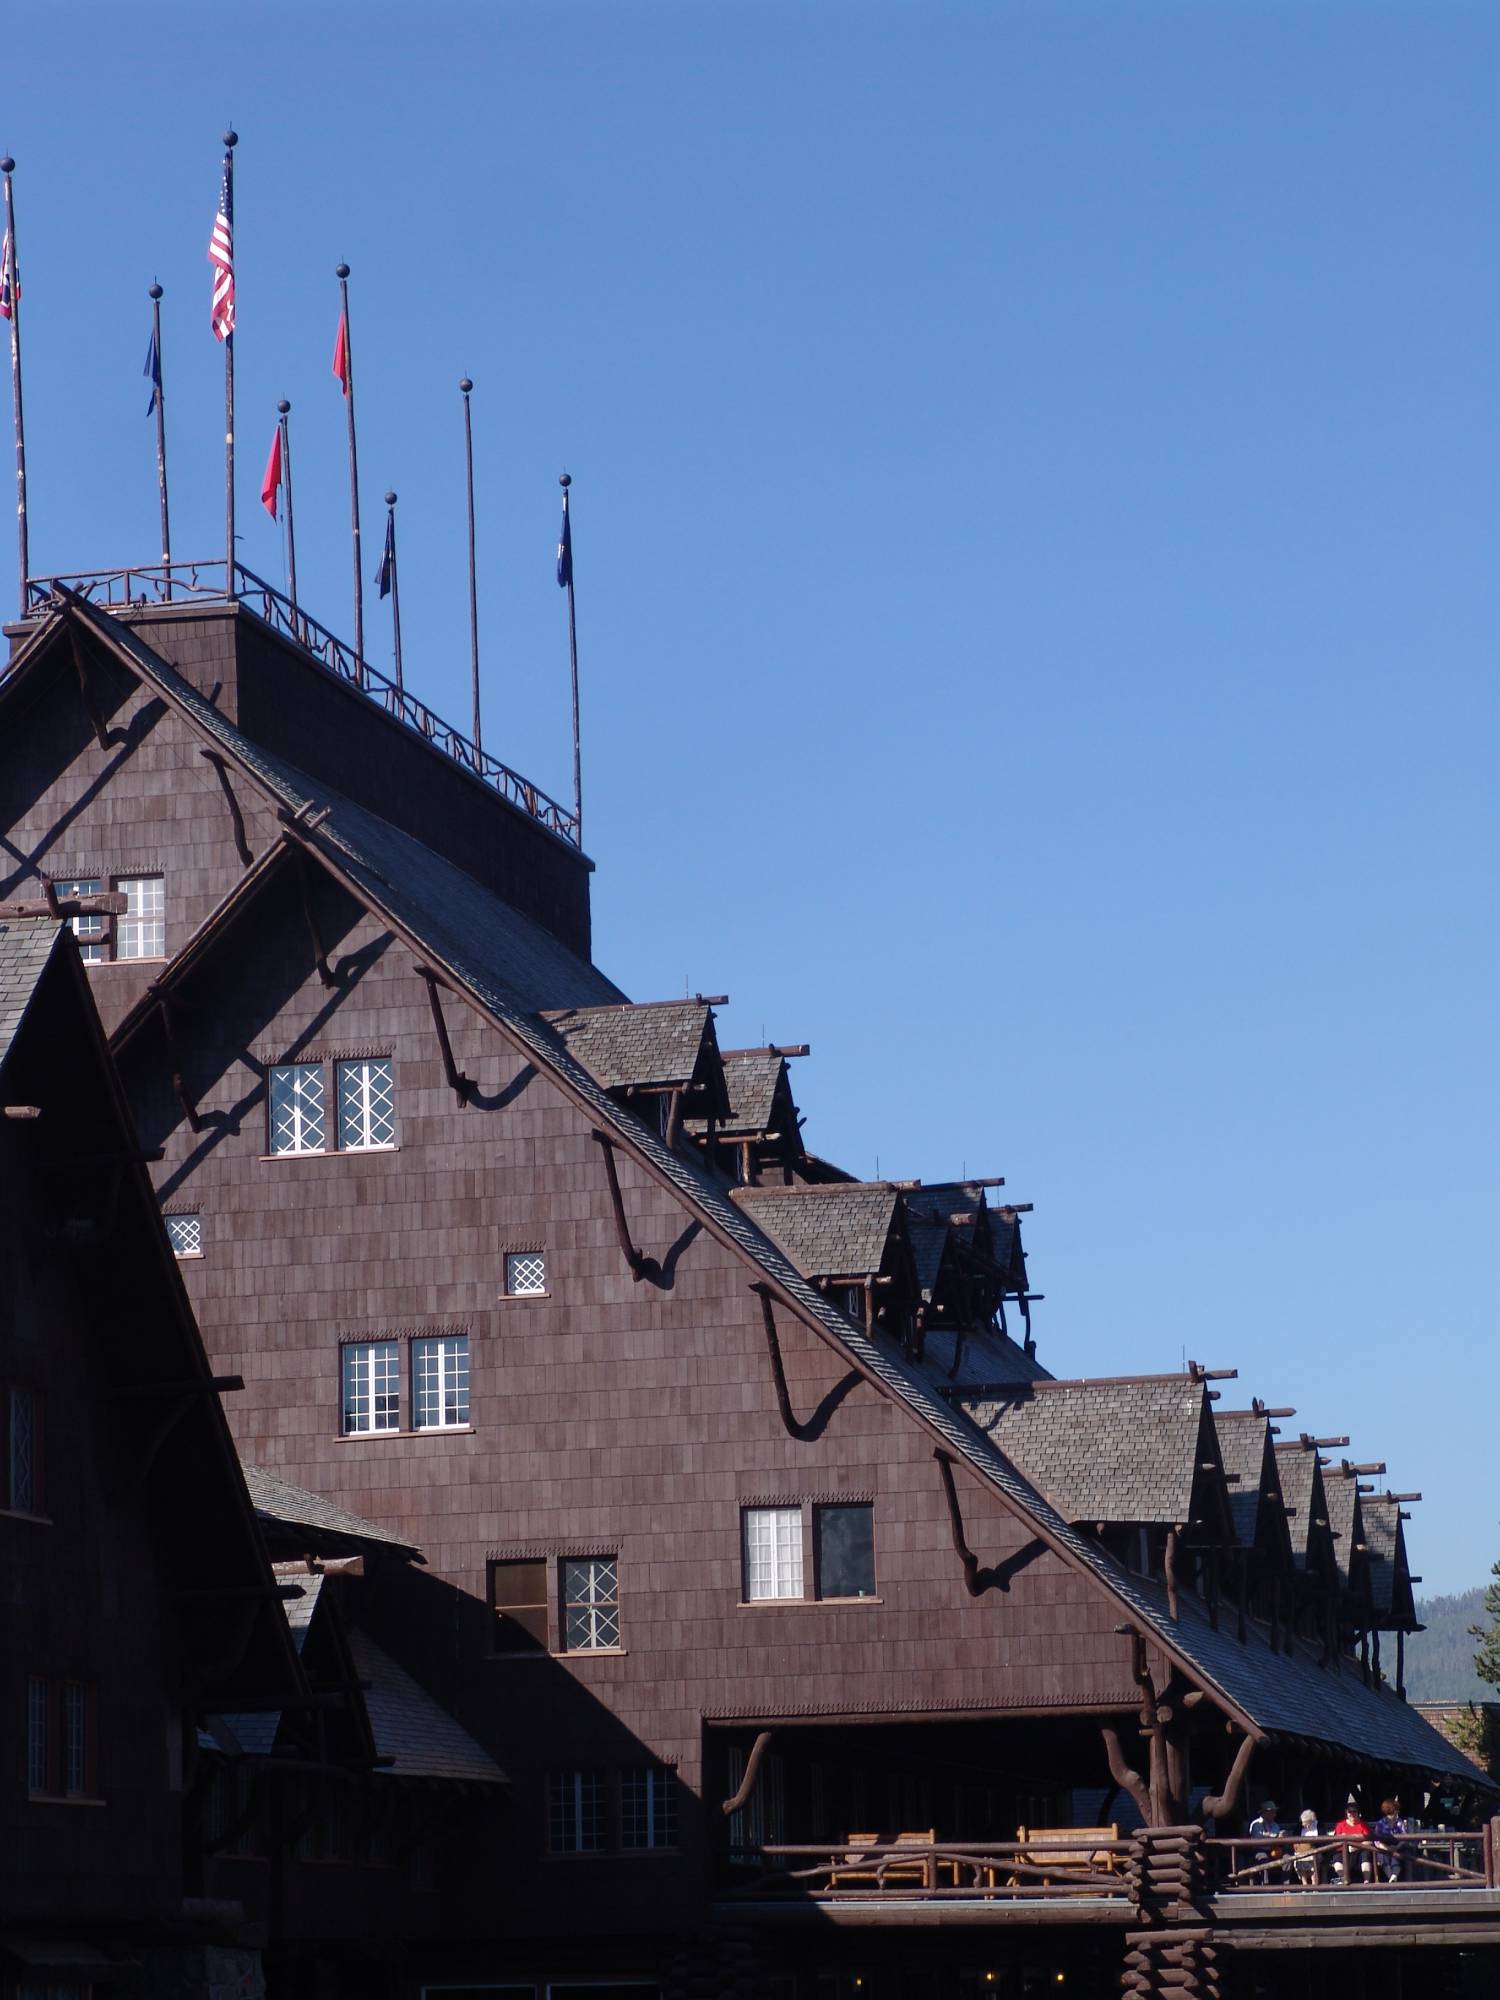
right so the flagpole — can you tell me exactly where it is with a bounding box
[459,377,481,754]
[384,490,403,698]
[148,283,172,598]
[336,263,364,669]
[560,472,581,842]
[277,399,298,628]
[1,157,29,614]
[222,131,237,600]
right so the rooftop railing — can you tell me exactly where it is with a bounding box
[17,560,581,849]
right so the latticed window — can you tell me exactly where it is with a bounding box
[743,1506,803,1600]
[621,1764,677,1849]
[26,1677,47,1793]
[562,1557,620,1651]
[337,1057,396,1150]
[54,877,105,962]
[548,1768,604,1853]
[504,1251,547,1296]
[9,1387,37,1512]
[413,1335,469,1429]
[269,1063,325,1154]
[165,1214,202,1258]
[63,1683,87,1797]
[342,1341,400,1435]
[115,874,165,959]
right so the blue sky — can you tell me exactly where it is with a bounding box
[4,2,1496,1590]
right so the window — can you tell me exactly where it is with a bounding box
[341,1341,400,1435]
[620,1765,677,1850]
[504,1251,547,1297]
[27,1678,95,1797]
[815,1504,876,1599]
[8,1387,40,1512]
[115,874,165,959]
[337,1056,396,1150]
[562,1557,620,1651]
[165,1213,202,1258]
[27,1677,47,1793]
[489,1559,549,1652]
[548,1769,605,1853]
[269,1062,326,1155]
[743,1506,803,1601]
[413,1335,469,1430]
[54,877,105,963]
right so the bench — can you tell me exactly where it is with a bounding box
[828,1829,956,1891]
[1011,1823,1123,1887]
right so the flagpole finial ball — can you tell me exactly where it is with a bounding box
[149,283,163,301]
[224,130,238,149]
[459,377,473,394]
[385,491,397,507]
[277,400,291,415]
[0,159,14,175]
[336,263,350,280]
[559,472,572,489]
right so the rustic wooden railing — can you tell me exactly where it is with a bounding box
[17,561,581,848]
[1206,1830,1493,1892]
[726,1838,1135,1900]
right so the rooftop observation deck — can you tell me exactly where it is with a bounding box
[14,560,581,849]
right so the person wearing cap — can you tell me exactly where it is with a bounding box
[1248,1799,1286,1881]
[1332,1795,1373,1882]
[1292,1808,1322,1885]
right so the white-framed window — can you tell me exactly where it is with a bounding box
[562,1557,620,1651]
[269,1062,326,1155]
[504,1251,547,1297]
[54,877,105,962]
[743,1505,803,1601]
[341,1341,400,1435]
[115,874,165,959]
[548,1768,605,1853]
[620,1764,677,1850]
[165,1213,202,1259]
[337,1056,396,1150]
[413,1335,469,1430]
[9,1387,38,1512]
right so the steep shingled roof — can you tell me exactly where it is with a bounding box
[243,1464,424,1560]
[1215,1411,1280,1553]
[349,1629,506,1784]
[716,1048,786,1135]
[1275,1445,1326,1569]
[34,596,1481,1791]
[539,999,716,1092]
[1323,1468,1363,1589]
[1362,1497,1406,1620]
[956,1378,1215,1527]
[0,915,59,1067]
[729,1183,902,1280]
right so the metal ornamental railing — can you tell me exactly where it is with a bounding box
[17,560,581,848]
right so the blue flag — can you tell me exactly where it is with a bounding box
[556,493,572,589]
[144,328,161,416]
[375,510,395,598]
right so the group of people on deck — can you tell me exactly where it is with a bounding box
[1246,1795,1409,1885]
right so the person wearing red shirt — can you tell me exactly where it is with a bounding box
[1333,1795,1373,1882]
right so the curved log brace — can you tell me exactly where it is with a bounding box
[754,1285,815,1441]
[416,966,474,1106]
[66,617,111,750]
[931,1448,1021,1597]
[154,994,204,1134]
[721,1729,775,1816]
[1197,1731,1256,1823]
[296,854,335,988]
[201,748,253,868]
[1101,1723,1152,1824]
[591,1131,659,1282]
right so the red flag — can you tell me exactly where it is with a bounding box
[260,424,282,519]
[332,311,350,396]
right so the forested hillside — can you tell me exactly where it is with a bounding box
[1402,1589,1491,1702]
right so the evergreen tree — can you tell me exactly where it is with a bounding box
[1471,1550,1500,1687]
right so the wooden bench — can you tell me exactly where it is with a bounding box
[828,1829,955,1891]
[1011,1823,1123,1887]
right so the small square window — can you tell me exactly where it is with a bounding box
[269,1062,326,1155]
[165,1213,202,1258]
[815,1504,875,1599]
[115,874,165,959]
[337,1056,396,1150]
[413,1335,469,1429]
[504,1251,547,1297]
[341,1341,400,1435]
[621,1764,677,1850]
[548,1768,605,1853]
[562,1557,620,1651]
[489,1558,548,1653]
[743,1506,804,1601]
[54,877,105,962]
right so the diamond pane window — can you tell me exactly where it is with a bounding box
[9,1388,36,1512]
[166,1213,202,1258]
[413,1335,469,1429]
[562,1557,620,1651]
[115,874,165,959]
[621,1764,678,1850]
[548,1769,604,1853]
[743,1506,803,1601]
[337,1057,396,1150]
[54,877,105,962]
[269,1063,325,1155]
[504,1251,547,1296]
[342,1341,400,1435]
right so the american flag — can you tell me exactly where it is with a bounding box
[0,228,17,322]
[207,158,234,341]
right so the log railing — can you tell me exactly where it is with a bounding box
[1205,1830,1493,1892]
[726,1838,1135,1901]
[16,562,581,848]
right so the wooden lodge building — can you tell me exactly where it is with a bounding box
[2,570,1497,2000]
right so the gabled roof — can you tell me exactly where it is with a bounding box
[1362,1496,1410,1623]
[0,915,58,1065]
[349,1629,506,1784]
[701,1046,801,1139]
[729,1182,903,1281]
[1214,1411,1287,1556]
[243,1464,425,1561]
[33,595,1476,1788]
[1274,1442,1332,1572]
[539,999,720,1095]
[907,1214,951,1296]
[1322,1466,1364,1591]
[956,1377,1223,1529]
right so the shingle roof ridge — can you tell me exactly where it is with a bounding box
[538,996,714,1017]
[347,1628,506,1784]
[242,1463,423,1555]
[730,1180,905,1200]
